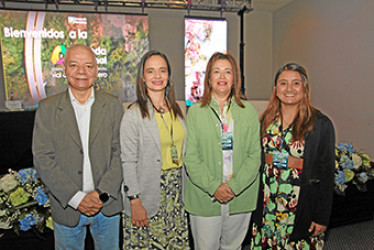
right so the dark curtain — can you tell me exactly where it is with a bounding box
[0,110,35,174]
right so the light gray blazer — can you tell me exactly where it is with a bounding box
[120,101,186,217]
[32,90,124,227]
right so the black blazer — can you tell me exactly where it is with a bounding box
[252,112,335,241]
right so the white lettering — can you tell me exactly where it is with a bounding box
[96,57,107,65]
[97,72,108,78]
[69,31,77,39]
[78,29,87,39]
[92,46,107,56]
[2,27,65,39]
[51,72,63,78]
[4,27,10,37]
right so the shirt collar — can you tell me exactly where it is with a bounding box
[68,87,95,106]
[211,95,232,110]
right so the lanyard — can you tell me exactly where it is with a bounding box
[209,100,231,131]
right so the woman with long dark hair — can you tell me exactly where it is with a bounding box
[120,50,189,249]
[250,63,335,249]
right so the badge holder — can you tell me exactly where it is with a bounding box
[272,152,288,169]
[221,132,233,151]
[170,144,179,165]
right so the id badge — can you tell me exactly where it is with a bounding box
[272,152,288,169]
[222,132,233,151]
[170,144,179,165]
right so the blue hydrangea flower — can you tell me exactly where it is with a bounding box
[357,172,369,183]
[32,171,38,180]
[19,214,36,231]
[340,155,354,170]
[35,186,49,206]
[19,219,31,231]
[337,143,354,154]
[18,168,38,184]
[334,170,345,184]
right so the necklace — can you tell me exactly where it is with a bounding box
[154,105,165,114]
[150,100,166,114]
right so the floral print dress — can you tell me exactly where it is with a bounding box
[251,120,324,249]
[122,168,189,249]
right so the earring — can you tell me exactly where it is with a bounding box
[165,81,170,97]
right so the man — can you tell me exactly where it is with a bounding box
[32,44,123,249]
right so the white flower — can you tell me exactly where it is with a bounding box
[0,168,52,234]
[352,153,362,170]
[0,174,19,193]
[336,183,348,192]
[0,218,11,229]
[335,159,339,170]
[358,172,369,183]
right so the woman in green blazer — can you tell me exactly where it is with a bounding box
[184,52,261,250]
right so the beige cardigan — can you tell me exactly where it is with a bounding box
[120,101,187,217]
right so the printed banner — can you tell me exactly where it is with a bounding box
[0,10,149,109]
[184,17,227,107]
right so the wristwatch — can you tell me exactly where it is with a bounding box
[96,189,109,203]
[128,194,140,201]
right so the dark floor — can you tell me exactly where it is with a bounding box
[242,219,374,250]
[1,219,373,249]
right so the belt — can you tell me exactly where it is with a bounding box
[265,153,303,170]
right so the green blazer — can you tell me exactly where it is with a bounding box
[32,89,124,227]
[184,99,261,216]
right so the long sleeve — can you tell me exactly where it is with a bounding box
[228,105,261,196]
[120,106,142,196]
[312,116,336,226]
[32,100,81,208]
[184,105,222,196]
[95,98,124,198]
[184,101,262,216]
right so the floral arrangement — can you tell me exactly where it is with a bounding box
[0,168,52,235]
[334,143,374,195]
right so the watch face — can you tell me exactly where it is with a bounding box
[99,193,109,203]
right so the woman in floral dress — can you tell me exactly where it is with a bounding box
[250,63,336,249]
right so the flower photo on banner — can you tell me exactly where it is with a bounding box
[0,168,52,235]
[184,17,227,107]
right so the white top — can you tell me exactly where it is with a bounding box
[67,88,95,209]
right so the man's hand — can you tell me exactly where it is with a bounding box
[77,191,103,216]
[309,221,327,237]
[130,198,149,228]
[213,183,235,203]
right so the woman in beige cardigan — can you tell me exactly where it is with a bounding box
[120,50,189,249]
